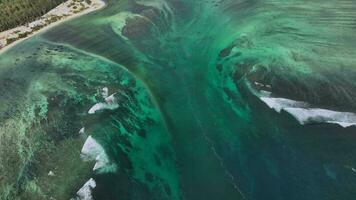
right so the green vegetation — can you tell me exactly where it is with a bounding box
[0,0,66,31]
[0,44,101,199]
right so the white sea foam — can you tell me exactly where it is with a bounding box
[48,170,55,177]
[88,102,115,114]
[79,127,85,135]
[88,103,104,114]
[102,87,109,98]
[351,167,356,173]
[105,93,117,104]
[260,97,308,113]
[81,136,103,161]
[259,90,272,97]
[284,107,356,128]
[81,136,117,172]
[88,93,119,114]
[76,178,96,200]
[260,97,356,128]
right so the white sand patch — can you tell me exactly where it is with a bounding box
[28,19,46,29]
[46,3,71,17]
[0,39,6,48]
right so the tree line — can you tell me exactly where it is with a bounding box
[0,0,67,32]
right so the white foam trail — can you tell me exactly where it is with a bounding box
[88,102,118,114]
[351,168,356,173]
[102,87,109,98]
[284,107,356,128]
[135,0,173,18]
[105,93,117,104]
[75,178,96,200]
[48,171,55,177]
[81,136,104,161]
[259,90,272,97]
[79,127,85,135]
[260,97,356,128]
[260,97,308,113]
[81,136,117,173]
[88,93,119,114]
[107,11,142,40]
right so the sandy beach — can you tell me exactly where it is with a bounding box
[0,0,106,55]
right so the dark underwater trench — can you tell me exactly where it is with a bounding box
[2,0,356,200]
[38,0,356,199]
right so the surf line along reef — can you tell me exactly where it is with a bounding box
[1,0,356,200]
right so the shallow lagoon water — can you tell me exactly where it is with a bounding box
[1,0,356,199]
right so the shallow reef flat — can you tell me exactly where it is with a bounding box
[1,0,356,199]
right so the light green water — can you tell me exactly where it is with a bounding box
[1,0,356,199]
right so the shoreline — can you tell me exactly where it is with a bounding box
[0,0,106,55]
